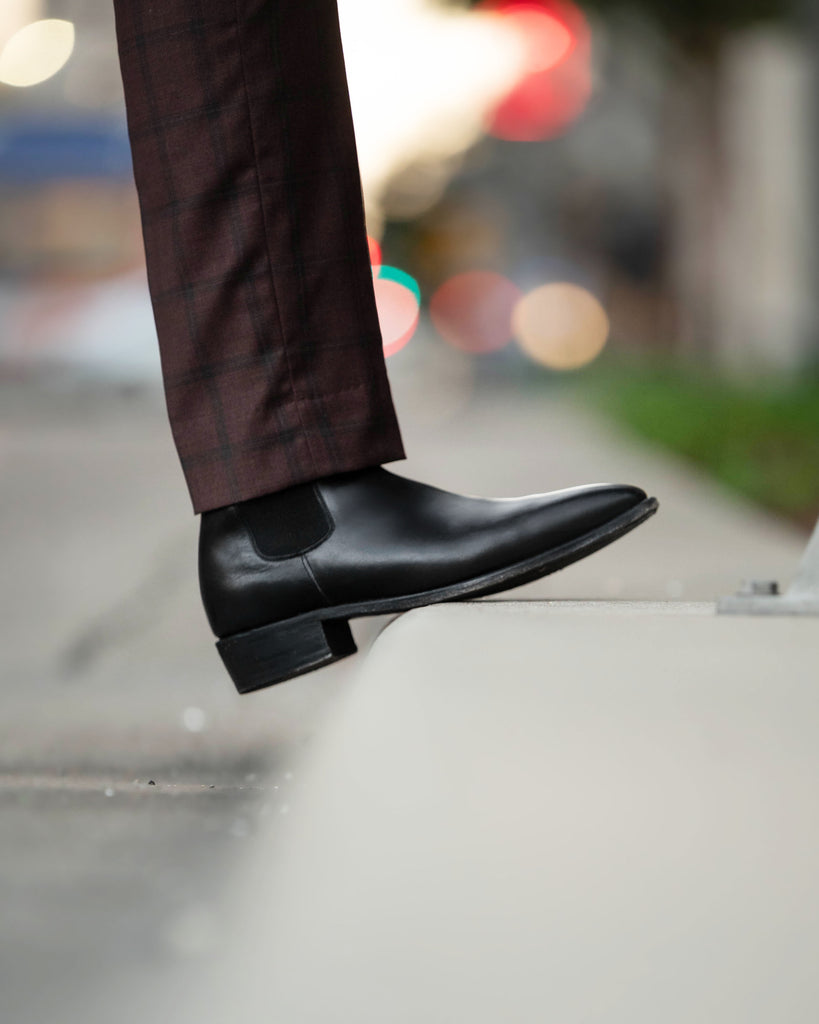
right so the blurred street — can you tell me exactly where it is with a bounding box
[0,338,812,1022]
[1,0,818,1017]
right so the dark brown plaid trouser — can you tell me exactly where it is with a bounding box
[113,0,405,513]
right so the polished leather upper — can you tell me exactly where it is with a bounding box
[199,468,645,638]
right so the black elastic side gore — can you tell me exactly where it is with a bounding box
[236,482,332,559]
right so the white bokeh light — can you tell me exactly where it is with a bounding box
[0,18,75,88]
[338,0,527,227]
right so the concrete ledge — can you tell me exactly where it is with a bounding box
[197,600,819,1022]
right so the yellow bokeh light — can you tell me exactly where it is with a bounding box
[512,282,610,370]
[0,19,75,88]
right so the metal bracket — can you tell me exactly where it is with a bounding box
[718,517,819,616]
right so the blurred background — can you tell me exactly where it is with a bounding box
[2,4,818,1020]
[1,0,818,523]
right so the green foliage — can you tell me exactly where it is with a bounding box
[586,362,819,527]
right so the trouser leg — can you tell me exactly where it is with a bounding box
[113,0,405,513]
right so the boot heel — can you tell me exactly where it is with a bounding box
[216,616,357,694]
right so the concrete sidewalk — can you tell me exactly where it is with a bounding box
[0,353,812,1022]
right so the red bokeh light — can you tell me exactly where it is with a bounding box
[479,0,592,142]
[367,235,382,269]
[430,271,522,354]
[510,5,573,72]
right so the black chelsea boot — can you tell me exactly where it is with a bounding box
[198,468,658,693]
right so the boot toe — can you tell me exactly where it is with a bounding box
[495,482,649,569]
[569,483,647,526]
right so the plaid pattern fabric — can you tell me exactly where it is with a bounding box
[113,0,405,513]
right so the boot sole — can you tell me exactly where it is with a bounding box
[217,496,659,693]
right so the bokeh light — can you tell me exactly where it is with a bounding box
[0,19,75,87]
[430,270,522,354]
[340,0,524,227]
[512,282,610,369]
[506,5,573,72]
[0,1,44,48]
[374,265,421,358]
[367,235,382,269]
[479,0,592,141]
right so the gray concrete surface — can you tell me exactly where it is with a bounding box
[0,343,812,1022]
[197,601,819,1023]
